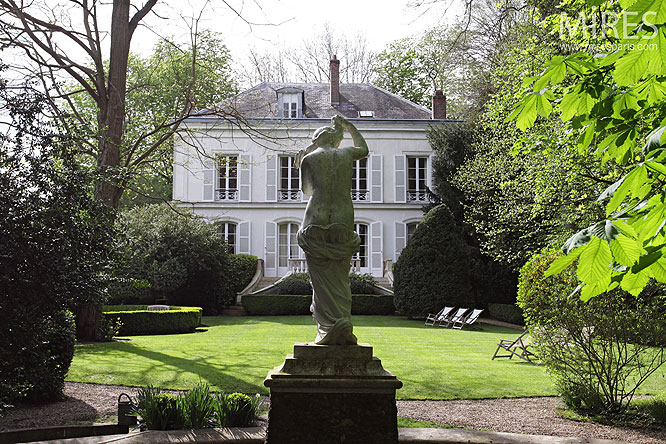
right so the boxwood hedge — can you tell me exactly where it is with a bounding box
[241,294,394,316]
[102,305,202,335]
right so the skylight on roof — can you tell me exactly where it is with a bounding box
[358,110,374,118]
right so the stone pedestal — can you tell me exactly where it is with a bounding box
[264,342,402,444]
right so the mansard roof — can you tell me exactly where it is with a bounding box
[206,82,433,120]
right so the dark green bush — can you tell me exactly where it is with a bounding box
[102,305,202,335]
[107,278,152,305]
[242,294,394,315]
[487,303,524,325]
[393,205,474,316]
[219,254,258,306]
[242,295,311,315]
[272,273,312,295]
[351,295,395,315]
[517,247,666,414]
[112,204,229,315]
[350,273,381,295]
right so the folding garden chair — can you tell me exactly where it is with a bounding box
[492,329,536,364]
[424,306,455,327]
[452,308,483,330]
[440,308,469,328]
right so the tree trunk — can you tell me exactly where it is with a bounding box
[74,302,101,341]
[94,0,131,209]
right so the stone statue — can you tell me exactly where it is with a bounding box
[295,115,369,345]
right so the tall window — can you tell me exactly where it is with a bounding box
[351,158,369,201]
[217,155,238,200]
[278,223,300,267]
[353,223,369,267]
[407,156,428,203]
[279,156,301,201]
[217,222,237,254]
[282,93,299,118]
[407,222,418,242]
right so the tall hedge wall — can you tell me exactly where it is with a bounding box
[242,294,395,316]
[102,305,202,335]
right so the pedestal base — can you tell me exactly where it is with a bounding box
[264,342,402,444]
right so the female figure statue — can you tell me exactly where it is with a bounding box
[296,115,369,345]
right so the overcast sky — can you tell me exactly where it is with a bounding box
[133,0,462,59]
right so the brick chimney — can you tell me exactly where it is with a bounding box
[330,55,340,105]
[432,90,446,119]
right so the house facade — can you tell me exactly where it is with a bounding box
[173,57,449,278]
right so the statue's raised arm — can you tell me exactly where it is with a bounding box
[332,115,368,160]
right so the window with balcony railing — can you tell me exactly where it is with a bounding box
[279,156,301,201]
[351,158,369,201]
[217,155,238,201]
[407,156,428,203]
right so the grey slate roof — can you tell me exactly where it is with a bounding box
[213,82,433,120]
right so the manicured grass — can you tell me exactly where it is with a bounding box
[66,316,666,400]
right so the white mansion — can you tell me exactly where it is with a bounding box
[173,57,449,278]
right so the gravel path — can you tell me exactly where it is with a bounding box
[1,383,664,443]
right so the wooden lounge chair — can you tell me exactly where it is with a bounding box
[440,308,469,328]
[492,329,536,364]
[452,308,483,330]
[424,306,455,327]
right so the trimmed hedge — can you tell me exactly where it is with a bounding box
[487,303,524,325]
[241,294,394,316]
[102,305,202,335]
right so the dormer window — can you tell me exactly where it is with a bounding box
[358,110,374,118]
[276,87,304,118]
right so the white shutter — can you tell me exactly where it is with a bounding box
[370,154,383,202]
[370,221,383,276]
[264,221,278,277]
[266,154,277,202]
[395,222,407,260]
[238,221,251,255]
[202,156,215,202]
[394,155,406,203]
[239,154,252,202]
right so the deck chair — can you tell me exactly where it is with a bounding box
[424,306,455,327]
[440,308,469,328]
[492,329,536,364]
[452,308,483,330]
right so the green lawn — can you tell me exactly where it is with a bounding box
[66,316,666,400]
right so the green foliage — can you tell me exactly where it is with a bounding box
[213,392,261,427]
[350,295,395,315]
[102,306,202,335]
[182,382,215,429]
[131,384,259,430]
[112,204,228,314]
[393,205,475,316]
[517,247,666,414]
[271,273,312,295]
[0,74,112,406]
[241,294,394,316]
[242,295,311,315]
[107,278,152,305]
[349,273,380,295]
[487,303,524,325]
[632,392,666,424]
[219,255,258,306]
[509,0,666,299]
[132,387,186,431]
